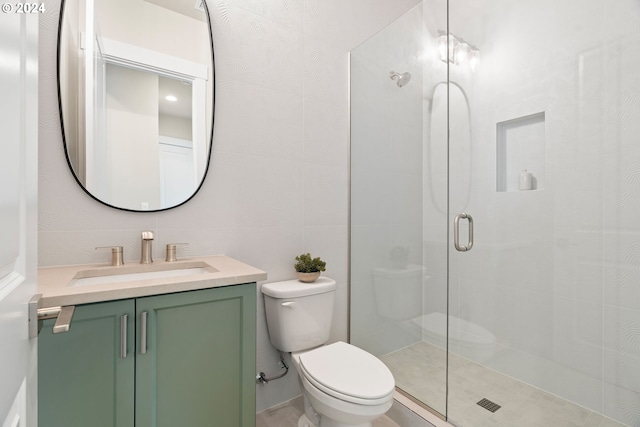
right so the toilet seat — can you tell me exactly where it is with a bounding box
[296,341,395,406]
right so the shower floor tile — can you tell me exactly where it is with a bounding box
[381,342,628,427]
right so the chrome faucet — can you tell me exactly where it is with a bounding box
[140,231,154,264]
[96,246,125,266]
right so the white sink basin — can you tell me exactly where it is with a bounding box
[68,262,217,287]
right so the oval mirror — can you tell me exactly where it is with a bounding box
[58,0,214,211]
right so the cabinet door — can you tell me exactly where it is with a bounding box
[39,299,135,427]
[135,284,256,427]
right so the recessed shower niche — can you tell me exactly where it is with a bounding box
[496,112,546,192]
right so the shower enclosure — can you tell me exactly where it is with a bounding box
[349,1,640,426]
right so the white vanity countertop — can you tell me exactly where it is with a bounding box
[38,255,267,308]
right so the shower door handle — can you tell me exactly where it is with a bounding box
[454,213,474,252]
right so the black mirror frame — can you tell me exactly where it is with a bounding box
[56,0,216,212]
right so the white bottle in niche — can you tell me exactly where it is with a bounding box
[519,170,532,190]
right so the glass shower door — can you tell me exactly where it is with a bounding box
[446,0,640,426]
[349,1,449,418]
[351,1,639,425]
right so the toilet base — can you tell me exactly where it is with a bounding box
[298,414,316,427]
[292,348,392,427]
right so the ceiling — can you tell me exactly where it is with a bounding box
[158,76,192,119]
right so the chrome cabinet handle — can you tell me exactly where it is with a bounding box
[140,311,148,355]
[454,213,474,252]
[120,314,128,359]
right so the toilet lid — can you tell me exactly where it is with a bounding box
[298,342,395,402]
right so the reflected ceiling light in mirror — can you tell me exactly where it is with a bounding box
[165,95,178,102]
[437,31,480,71]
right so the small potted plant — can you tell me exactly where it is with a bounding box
[294,253,326,283]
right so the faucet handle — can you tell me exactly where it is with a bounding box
[165,243,188,262]
[141,230,154,240]
[96,246,124,266]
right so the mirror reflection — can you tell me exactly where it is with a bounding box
[58,0,214,211]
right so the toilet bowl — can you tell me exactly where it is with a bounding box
[261,278,395,427]
[292,342,394,427]
[412,312,496,361]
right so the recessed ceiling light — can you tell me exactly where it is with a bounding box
[165,95,178,102]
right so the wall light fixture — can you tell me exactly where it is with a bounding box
[437,32,480,71]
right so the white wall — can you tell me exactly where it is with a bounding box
[38,0,421,411]
[159,115,192,140]
[95,0,214,140]
[106,64,161,209]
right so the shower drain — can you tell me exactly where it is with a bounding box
[477,398,501,413]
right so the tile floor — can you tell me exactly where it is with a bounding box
[256,396,404,427]
[381,342,629,427]
[257,341,630,427]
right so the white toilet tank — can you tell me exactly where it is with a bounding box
[261,277,336,352]
[373,265,426,320]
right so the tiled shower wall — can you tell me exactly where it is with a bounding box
[38,0,421,411]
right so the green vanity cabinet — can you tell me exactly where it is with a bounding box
[39,283,257,427]
[39,299,136,427]
[135,284,257,427]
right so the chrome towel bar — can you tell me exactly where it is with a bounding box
[29,294,76,337]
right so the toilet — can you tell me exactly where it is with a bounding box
[373,265,426,321]
[261,277,395,427]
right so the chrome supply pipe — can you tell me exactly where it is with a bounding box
[256,352,289,385]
